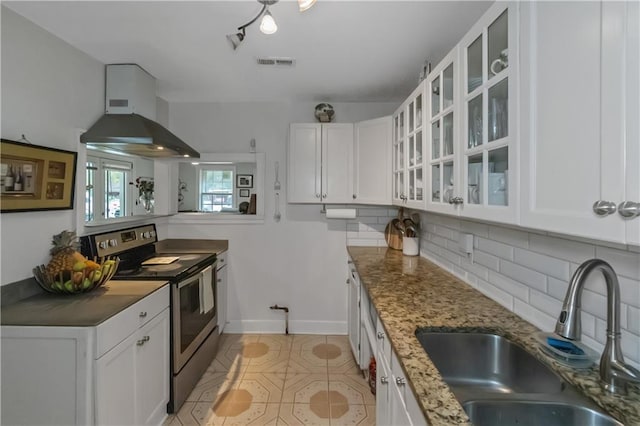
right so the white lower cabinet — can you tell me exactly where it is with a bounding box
[216,251,228,334]
[1,286,170,426]
[375,318,427,426]
[95,308,170,426]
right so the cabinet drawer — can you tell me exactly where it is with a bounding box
[95,285,169,359]
[376,317,392,364]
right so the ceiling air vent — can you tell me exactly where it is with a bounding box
[257,57,296,67]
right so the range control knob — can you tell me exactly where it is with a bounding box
[108,239,118,247]
[149,230,156,238]
[98,241,108,249]
[142,231,151,239]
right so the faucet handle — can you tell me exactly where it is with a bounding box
[601,357,640,395]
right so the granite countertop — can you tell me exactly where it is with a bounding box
[347,246,640,426]
[1,280,168,327]
[155,239,228,255]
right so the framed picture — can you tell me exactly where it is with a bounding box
[237,174,253,188]
[239,189,250,197]
[1,139,77,213]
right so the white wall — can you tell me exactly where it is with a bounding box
[1,7,104,285]
[165,101,398,333]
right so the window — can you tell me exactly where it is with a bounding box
[199,166,235,212]
[86,155,132,221]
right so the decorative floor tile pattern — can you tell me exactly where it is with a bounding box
[165,334,376,425]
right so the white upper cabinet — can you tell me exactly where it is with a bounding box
[354,116,392,205]
[393,84,426,209]
[288,123,353,204]
[426,47,460,215]
[456,2,518,224]
[519,1,640,244]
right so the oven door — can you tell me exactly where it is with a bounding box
[172,264,217,373]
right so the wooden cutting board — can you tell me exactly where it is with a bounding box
[384,219,403,250]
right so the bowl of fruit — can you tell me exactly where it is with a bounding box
[33,230,120,294]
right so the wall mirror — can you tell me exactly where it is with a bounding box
[175,153,265,218]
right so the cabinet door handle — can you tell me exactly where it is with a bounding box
[218,278,222,283]
[137,339,146,346]
[618,201,640,218]
[380,376,389,384]
[396,377,406,386]
[450,197,464,205]
[377,331,385,339]
[139,311,147,318]
[593,200,617,216]
[316,193,321,198]
[353,194,357,199]
[322,193,327,199]
[144,335,150,342]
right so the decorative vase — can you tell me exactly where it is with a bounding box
[139,191,154,213]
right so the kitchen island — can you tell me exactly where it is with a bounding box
[347,246,639,426]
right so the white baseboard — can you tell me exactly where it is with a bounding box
[224,320,347,335]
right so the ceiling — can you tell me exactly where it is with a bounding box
[4,1,492,103]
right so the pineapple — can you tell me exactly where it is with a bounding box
[45,230,87,277]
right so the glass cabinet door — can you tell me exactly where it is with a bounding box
[463,6,511,209]
[392,110,405,203]
[428,52,457,210]
[406,87,425,206]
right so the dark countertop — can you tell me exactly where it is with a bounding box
[347,246,639,426]
[1,280,168,327]
[155,239,228,255]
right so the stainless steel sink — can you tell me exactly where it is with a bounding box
[415,332,563,395]
[415,330,622,425]
[463,400,623,426]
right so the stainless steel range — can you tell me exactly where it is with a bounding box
[81,224,219,413]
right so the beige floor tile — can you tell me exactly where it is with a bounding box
[291,335,327,352]
[246,350,290,373]
[328,374,376,406]
[282,373,329,403]
[222,402,281,425]
[329,404,375,426]
[173,401,224,426]
[186,371,237,402]
[288,350,328,374]
[162,414,180,426]
[238,372,286,403]
[278,403,331,425]
[326,335,351,350]
[259,334,295,351]
[220,334,261,350]
[211,343,251,374]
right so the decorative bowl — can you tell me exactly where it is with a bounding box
[33,257,120,294]
[314,103,335,123]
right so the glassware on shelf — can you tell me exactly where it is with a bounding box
[467,35,483,93]
[443,113,454,156]
[432,77,441,117]
[432,121,440,159]
[468,95,483,148]
[488,10,509,79]
[432,165,441,201]
[443,64,454,109]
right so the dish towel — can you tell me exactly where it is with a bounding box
[200,266,215,314]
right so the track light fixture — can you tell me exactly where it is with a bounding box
[227,0,316,50]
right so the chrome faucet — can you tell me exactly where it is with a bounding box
[555,259,640,394]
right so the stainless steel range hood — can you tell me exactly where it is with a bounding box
[81,64,200,158]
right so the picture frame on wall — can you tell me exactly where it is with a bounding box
[239,189,250,197]
[1,139,78,213]
[237,174,253,188]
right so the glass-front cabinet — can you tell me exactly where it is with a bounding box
[427,48,458,214]
[393,83,426,208]
[458,2,517,223]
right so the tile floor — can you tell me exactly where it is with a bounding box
[164,334,376,425]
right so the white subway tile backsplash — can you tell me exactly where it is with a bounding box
[460,257,489,281]
[473,250,500,271]
[433,224,454,240]
[514,248,571,281]
[581,312,597,339]
[478,237,515,260]
[459,220,489,238]
[430,234,449,248]
[529,234,595,263]
[628,306,640,334]
[529,289,563,318]
[595,319,639,362]
[619,276,640,308]
[547,277,569,302]
[488,226,530,249]
[499,260,547,292]
[595,246,640,280]
[358,208,393,217]
[488,271,530,301]
[478,279,514,310]
[513,298,557,332]
[439,246,463,266]
[581,289,608,320]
